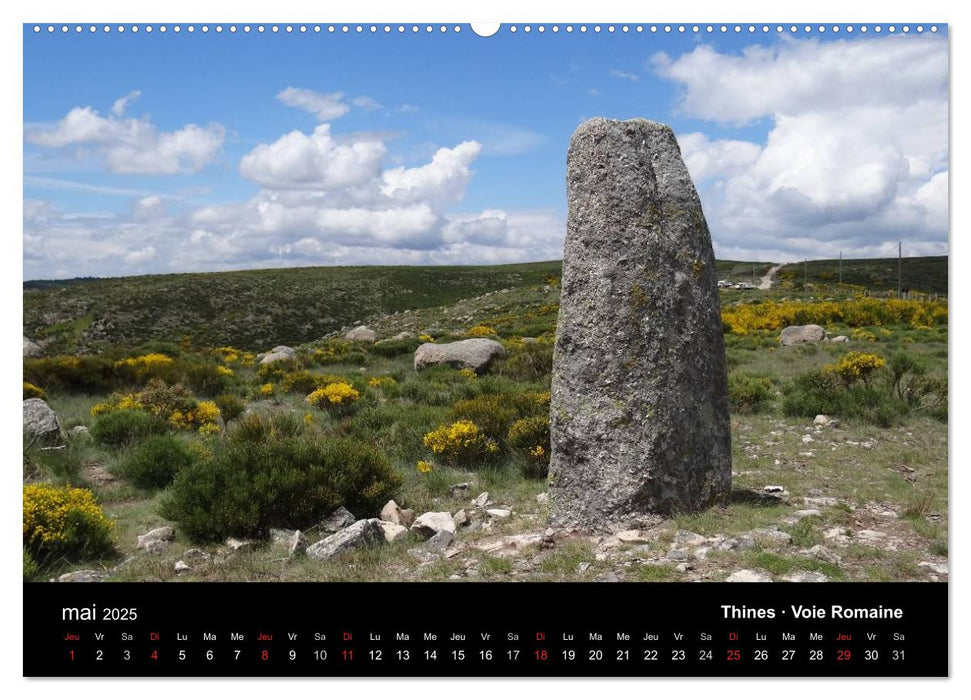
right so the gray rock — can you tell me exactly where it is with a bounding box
[674,530,707,547]
[68,425,89,439]
[23,398,61,444]
[536,492,549,505]
[136,526,175,551]
[174,560,191,574]
[749,528,793,546]
[306,519,384,560]
[549,118,731,528]
[918,561,948,576]
[390,331,416,341]
[715,535,756,551]
[452,509,470,528]
[224,537,256,552]
[473,492,490,508]
[57,570,107,583]
[425,530,455,553]
[726,569,773,583]
[411,512,457,538]
[379,521,409,543]
[780,325,826,346]
[182,548,212,564]
[486,508,511,519]
[259,345,297,365]
[24,336,42,358]
[320,506,357,532]
[830,335,849,343]
[449,482,470,498]
[414,338,506,373]
[270,528,296,545]
[344,326,377,343]
[379,500,415,527]
[665,549,689,562]
[596,571,622,583]
[782,571,828,583]
[813,414,831,426]
[804,545,842,564]
[288,530,308,557]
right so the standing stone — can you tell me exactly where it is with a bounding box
[549,118,731,529]
[23,398,61,444]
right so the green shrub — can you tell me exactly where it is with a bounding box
[23,382,47,400]
[371,338,421,358]
[114,435,196,490]
[256,357,302,382]
[181,361,233,397]
[215,393,246,422]
[160,414,400,542]
[507,415,551,478]
[782,370,844,418]
[728,373,774,413]
[23,547,39,580]
[91,409,168,447]
[23,484,114,564]
[449,395,518,439]
[499,342,553,381]
[24,356,118,393]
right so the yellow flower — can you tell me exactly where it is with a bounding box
[422,420,487,461]
[303,412,315,425]
[368,376,396,389]
[529,445,546,458]
[216,366,235,377]
[198,422,221,436]
[468,325,497,337]
[260,383,275,396]
[418,334,434,343]
[458,368,477,380]
[416,460,433,474]
[307,382,360,408]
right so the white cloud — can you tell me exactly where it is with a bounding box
[134,195,166,221]
[610,69,639,82]
[352,96,382,111]
[381,141,481,206]
[25,99,225,175]
[277,87,349,121]
[111,90,141,117]
[238,124,387,190]
[395,103,419,113]
[654,36,948,261]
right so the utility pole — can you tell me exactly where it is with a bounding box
[839,250,842,285]
[898,241,902,298]
[804,258,808,287]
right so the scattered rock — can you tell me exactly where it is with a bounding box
[665,549,689,562]
[824,527,848,541]
[452,509,469,528]
[449,482,470,499]
[782,571,828,583]
[473,533,544,557]
[616,530,655,544]
[288,530,308,556]
[320,506,357,532]
[380,500,415,528]
[136,526,175,551]
[794,509,822,519]
[804,497,838,508]
[674,530,707,547]
[813,414,831,426]
[424,530,455,553]
[270,528,296,545]
[24,336,42,358]
[390,331,416,341]
[259,345,297,365]
[174,561,191,574]
[596,572,622,583]
[804,545,842,564]
[344,326,377,343]
[225,537,256,552]
[57,570,107,583]
[379,521,409,543]
[68,425,90,439]
[182,548,211,564]
[715,536,756,552]
[749,528,793,546]
[473,492,490,508]
[577,562,591,573]
[918,561,948,576]
[23,398,61,444]
[414,338,506,373]
[856,529,887,542]
[536,493,549,505]
[780,324,826,346]
[306,519,384,560]
[487,508,511,519]
[411,512,457,539]
[726,569,773,583]
[829,335,849,343]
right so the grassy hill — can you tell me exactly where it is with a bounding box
[23,255,947,354]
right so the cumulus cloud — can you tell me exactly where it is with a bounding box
[610,69,639,82]
[25,98,225,175]
[111,90,141,117]
[352,96,382,111]
[381,141,481,206]
[654,35,948,260]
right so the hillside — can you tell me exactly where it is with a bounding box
[23,255,947,354]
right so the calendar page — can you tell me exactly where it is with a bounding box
[20,15,949,679]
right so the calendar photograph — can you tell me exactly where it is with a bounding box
[22,21,948,596]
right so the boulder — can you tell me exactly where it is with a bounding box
[306,519,383,560]
[259,345,297,365]
[410,511,457,539]
[379,521,410,543]
[390,331,416,341]
[380,500,415,527]
[344,326,377,343]
[725,569,773,583]
[320,506,357,532]
[136,526,175,551]
[23,398,61,444]
[549,118,731,528]
[23,336,42,358]
[779,324,826,346]
[57,570,107,583]
[414,339,506,374]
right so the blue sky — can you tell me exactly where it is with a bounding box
[23,24,949,279]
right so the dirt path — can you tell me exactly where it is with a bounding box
[758,263,785,290]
